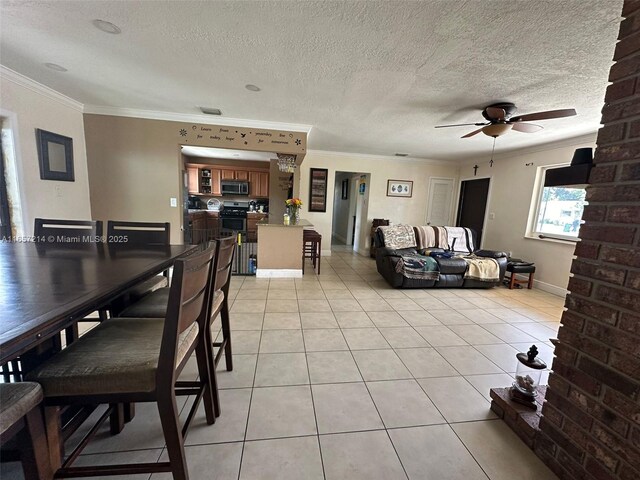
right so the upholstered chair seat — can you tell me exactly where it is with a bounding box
[0,383,44,435]
[119,289,223,319]
[27,319,197,397]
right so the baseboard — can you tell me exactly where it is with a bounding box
[513,274,567,297]
[256,268,303,278]
[321,249,332,256]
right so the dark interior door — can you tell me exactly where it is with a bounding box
[456,178,490,248]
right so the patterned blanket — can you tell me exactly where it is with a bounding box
[395,254,440,280]
[378,224,416,249]
[414,226,449,250]
[462,255,499,282]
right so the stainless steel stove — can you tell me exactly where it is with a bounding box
[220,201,249,233]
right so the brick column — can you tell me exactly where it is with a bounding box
[535,1,640,479]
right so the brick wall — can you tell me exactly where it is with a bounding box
[535,1,640,479]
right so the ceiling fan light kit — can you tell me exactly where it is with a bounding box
[482,123,512,137]
[435,102,577,139]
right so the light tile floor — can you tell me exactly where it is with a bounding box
[4,248,563,479]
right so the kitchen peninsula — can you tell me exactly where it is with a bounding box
[256,218,313,278]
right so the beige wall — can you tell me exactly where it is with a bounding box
[1,72,91,234]
[295,151,460,254]
[83,115,185,243]
[472,134,597,294]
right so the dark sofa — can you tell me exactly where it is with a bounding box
[373,228,507,289]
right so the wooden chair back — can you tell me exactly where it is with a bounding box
[107,221,170,245]
[34,218,103,243]
[158,243,216,379]
[213,236,236,293]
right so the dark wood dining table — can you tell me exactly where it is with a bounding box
[0,241,197,367]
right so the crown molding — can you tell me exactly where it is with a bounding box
[82,105,313,133]
[306,149,453,166]
[457,132,598,166]
[0,65,84,112]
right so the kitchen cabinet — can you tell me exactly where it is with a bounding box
[206,211,220,239]
[247,212,268,242]
[185,163,269,197]
[187,167,199,194]
[210,168,222,196]
[189,212,207,244]
[249,171,269,198]
[258,172,270,198]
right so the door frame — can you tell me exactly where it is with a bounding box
[425,177,456,226]
[454,174,493,248]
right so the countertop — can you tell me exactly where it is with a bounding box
[188,209,219,214]
[257,218,313,227]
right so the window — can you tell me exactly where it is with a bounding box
[531,166,587,240]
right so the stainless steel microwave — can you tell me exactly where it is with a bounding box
[221,180,249,196]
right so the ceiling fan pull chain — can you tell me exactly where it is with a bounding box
[490,137,496,167]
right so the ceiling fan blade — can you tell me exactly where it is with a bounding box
[512,123,543,133]
[462,128,484,138]
[435,123,486,128]
[510,108,577,122]
[486,107,506,120]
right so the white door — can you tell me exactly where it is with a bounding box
[426,177,454,226]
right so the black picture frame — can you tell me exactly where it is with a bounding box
[341,178,349,200]
[36,129,75,181]
[309,168,328,212]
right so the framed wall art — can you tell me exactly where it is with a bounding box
[36,129,75,181]
[309,168,328,212]
[387,179,413,198]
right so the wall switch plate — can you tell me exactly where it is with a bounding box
[489,212,495,220]
[170,197,178,207]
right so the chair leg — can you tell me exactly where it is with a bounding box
[157,393,189,480]
[124,403,135,423]
[205,322,222,418]
[221,302,233,372]
[317,238,321,275]
[508,274,516,290]
[109,403,124,435]
[44,406,62,472]
[194,339,217,424]
[20,407,53,480]
[528,272,534,289]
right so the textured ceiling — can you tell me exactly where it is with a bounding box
[0,0,622,160]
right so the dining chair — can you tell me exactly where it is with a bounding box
[107,221,171,303]
[116,236,237,416]
[26,243,218,480]
[0,382,53,480]
[34,218,106,340]
[34,218,103,243]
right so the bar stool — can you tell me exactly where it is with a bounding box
[302,229,322,274]
[0,382,53,480]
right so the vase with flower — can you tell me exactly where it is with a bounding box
[285,198,302,224]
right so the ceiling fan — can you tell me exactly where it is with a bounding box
[435,102,577,138]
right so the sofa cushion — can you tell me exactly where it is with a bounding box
[378,224,416,249]
[433,256,468,274]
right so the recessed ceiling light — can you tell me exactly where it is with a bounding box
[394,153,409,157]
[200,107,222,115]
[245,84,261,92]
[233,153,240,157]
[92,19,121,34]
[44,63,67,72]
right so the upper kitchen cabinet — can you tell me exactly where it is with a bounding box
[235,170,249,181]
[221,169,235,180]
[249,171,269,198]
[210,168,222,196]
[187,166,199,194]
